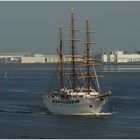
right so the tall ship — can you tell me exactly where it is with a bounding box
[43,9,112,115]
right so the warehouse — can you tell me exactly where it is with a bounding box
[101,51,140,63]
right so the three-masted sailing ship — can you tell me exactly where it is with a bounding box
[43,9,112,115]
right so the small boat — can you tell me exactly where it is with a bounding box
[4,69,8,80]
[43,9,112,115]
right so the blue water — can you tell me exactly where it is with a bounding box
[0,64,140,138]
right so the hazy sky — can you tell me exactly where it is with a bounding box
[0,1,140,54]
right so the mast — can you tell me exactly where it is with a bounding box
[70,8,79,90]
[82,17,96,93]
[86,18,90,92]
[59,26,64,89]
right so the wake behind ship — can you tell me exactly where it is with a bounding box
[43,9,112,115]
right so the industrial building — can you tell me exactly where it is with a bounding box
[0,53,82,64]
[1,51,140,64]
[0,53,30,64]
[101,51,140,63]
[21,54,46,63]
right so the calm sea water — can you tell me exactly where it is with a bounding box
[0,64,140,139]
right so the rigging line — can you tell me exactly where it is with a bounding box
[48,63,59,92]
[51,48,61,90]
[57,42,73,89]
[78,65,86,87]
[91,77,97,91]
[92,61,100,92]
[75,67,82,88]
[67,74,72,89]
[63,59,73,89]
[62,60,72,89]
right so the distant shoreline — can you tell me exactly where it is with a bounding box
[0,62,139,67]
[102,62,140,65]
[0,63,57,68]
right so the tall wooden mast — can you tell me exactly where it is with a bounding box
[82,17,96,92]
[86,18,91,92]
[59,26,64,89]
[70,8,79,90]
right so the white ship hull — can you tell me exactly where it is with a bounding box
[43,94,109,115]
